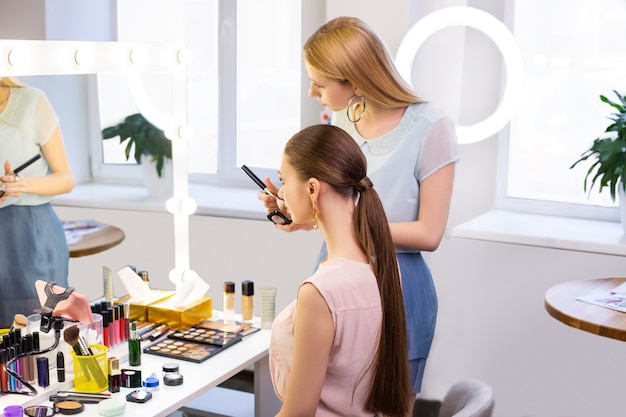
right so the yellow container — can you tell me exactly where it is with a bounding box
[116,290,175,322]
[70,344,109,393]
[148,296,213,331]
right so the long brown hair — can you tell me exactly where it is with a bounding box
[284,124,412,417]
[304,16,425,109]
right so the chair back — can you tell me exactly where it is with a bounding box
[438,379,494,417]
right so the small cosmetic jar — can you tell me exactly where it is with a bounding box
[162,362,179,375]
[97,398,125,417]
[142,375,160,392]
[162,362,184,386]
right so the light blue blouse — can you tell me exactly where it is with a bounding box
[332,102,459,252]
[0,86,57,208]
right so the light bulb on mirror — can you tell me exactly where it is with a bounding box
[72,47,95,69]
[4,47,31,70]
[128,47,147,67]
[177,123,196,141]
[176,48,194,66]
[166,197,197,215]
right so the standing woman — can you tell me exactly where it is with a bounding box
[0,77,74,327]
[270,124,412,417]
[260,16,459,394]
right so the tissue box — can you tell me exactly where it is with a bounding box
[148,296,213,331]
[116,290,175,322]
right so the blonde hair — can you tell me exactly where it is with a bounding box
[304,16,424,109]
[0,77,25,87]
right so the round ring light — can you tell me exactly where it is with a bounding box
[395,6,524,144]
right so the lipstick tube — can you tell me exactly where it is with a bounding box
[57,351,65,383]
[0,348,8,391]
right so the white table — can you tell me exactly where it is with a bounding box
[0,328,281,417]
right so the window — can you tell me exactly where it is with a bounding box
[498,0,626,221]
[96,0,301,185]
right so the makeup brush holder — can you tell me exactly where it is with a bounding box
[70,344,108,393]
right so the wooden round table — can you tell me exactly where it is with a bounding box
[545,277,626,341]
[68,224,125,258]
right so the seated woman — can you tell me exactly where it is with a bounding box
[269,124,413,417]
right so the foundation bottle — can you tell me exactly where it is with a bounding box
[223,281,236,324]
[241,280,254,325]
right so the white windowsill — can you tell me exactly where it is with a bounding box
[452,209,626,256]
[53,182,267,221]
[55,184,626,256]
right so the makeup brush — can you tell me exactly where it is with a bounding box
[63,325,107,387]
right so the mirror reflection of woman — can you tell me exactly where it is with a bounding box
[0,77,74,327]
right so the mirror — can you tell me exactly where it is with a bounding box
[0,39,195,290]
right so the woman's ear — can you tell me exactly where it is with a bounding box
[308,178,320,198]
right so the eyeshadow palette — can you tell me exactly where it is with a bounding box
[168,327,243,348]
[143,338,222,363]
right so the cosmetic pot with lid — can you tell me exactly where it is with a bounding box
[162,362,184,386]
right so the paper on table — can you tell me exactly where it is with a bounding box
[577,281,626,313]
[610,281,626,295]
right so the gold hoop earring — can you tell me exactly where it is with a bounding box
[311,203,318,230]
[346,94,366,123]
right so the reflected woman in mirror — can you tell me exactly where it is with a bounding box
[269,124,412,417]
[0,77,74,327]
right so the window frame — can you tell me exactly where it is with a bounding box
[90,0,312,190]
[494,0,621,223]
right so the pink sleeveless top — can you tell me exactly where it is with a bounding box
[270,258,382,416]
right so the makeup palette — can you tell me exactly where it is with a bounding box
[143,338,222,363]
[168,327,242,348]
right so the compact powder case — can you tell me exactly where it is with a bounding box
[56,401,85,415]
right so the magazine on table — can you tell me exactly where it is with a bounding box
[63,219,108,245]
[577,281,626,313]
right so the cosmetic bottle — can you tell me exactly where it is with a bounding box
[139,270,150,288]
[223,282,236,324]
[103,265,114,301]
[242,280,254,325]
[108,357,120,393]
[128,322,141,366]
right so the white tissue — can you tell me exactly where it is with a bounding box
[117,266,153,300]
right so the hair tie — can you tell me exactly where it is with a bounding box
[355,176,373,193]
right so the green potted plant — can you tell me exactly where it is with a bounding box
[570,90,626,201]
[102,113,172,178]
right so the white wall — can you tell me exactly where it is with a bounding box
[17,0,626,415]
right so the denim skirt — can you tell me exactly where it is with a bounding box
[0,203,69,327]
